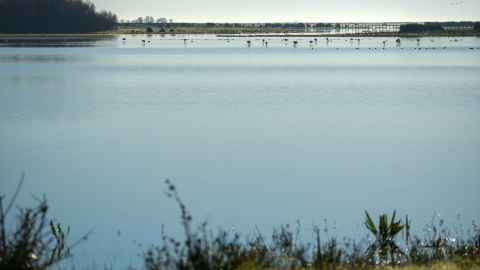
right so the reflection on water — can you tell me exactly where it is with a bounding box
[1,35,479,268]
[1,53,96,63]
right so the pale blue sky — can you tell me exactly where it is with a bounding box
[93,0,480,23]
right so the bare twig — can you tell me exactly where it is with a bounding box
[4,171,25,216]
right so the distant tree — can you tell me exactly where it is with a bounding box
[264,23,281,28]
[441,21,473,27]
[145,16,154,23]
[146,27,153,33]
[0,0,117,33]
[399,23,444,33]
[296,23,305,29]
[473,22,480,31]
[424,22,444,31]
[156,17,167,24]
[137,17,143,23]
[169,19,173,24]
[399,23,427,33]
[96,10,117,30]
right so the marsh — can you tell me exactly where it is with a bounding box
[1,35,479,268]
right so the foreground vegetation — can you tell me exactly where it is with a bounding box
[0,173,92,269]
[1,176,479,269]
[143,180,479,270]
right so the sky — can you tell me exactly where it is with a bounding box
[92,0,480,23]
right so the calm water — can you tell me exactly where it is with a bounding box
[1,35,480,268]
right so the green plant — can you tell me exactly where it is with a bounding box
[270,222,309,269]
[408,214,480,266]
[364,210,405,265]
[146,180,254,270]
[146,180,479,269]
[311,222,345,269]
[0,172,90,269]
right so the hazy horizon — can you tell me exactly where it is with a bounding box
[92,0,480,23]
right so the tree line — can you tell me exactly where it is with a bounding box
[399,22,480,33]
[399,23,444,33]
[0,0,117,34]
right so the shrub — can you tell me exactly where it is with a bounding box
[0,173,90,269]
[364,210,406,265]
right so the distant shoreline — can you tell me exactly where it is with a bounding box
[1,34,116,43]
[215,32,479,38]
[2,21,479,40]
[2,31,478,43]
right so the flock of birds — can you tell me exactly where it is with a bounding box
[118,36,479,50]
[1,34,476,50]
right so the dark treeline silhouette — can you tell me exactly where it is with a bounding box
[119,22,312,30]
[439,21,474,27]
[473,22,480,31]
[399,23,444,33]
[0,0,117,33]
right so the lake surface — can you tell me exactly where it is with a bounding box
[1,34,479,268]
